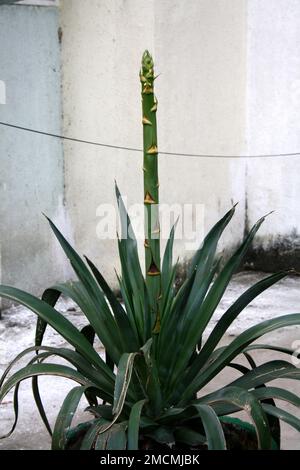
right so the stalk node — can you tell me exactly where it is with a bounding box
[142,116,152,125]
[147,145,158,155]
[142,84,154,94]
[144,191,156,204]
[147,260,161,276]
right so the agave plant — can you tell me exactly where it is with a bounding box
[1,51,300,450]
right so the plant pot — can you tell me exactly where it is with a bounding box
[220,417,279,450]
[65,417,279,450]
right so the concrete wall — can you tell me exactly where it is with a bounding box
[60,0,247,286]
[245,0,300,270]
[2,0,300,299]
[0,4,69,304]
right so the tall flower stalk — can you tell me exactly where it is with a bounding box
[140,51,161,329]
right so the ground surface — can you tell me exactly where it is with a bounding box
[0,271,299,450]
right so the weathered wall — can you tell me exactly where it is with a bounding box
[60,0,247,287]
[245,0,300,271]
[2,0,299,300]
[0,4,69,305]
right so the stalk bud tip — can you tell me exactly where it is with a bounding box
[141,51,155,85]
[141,50,154,73]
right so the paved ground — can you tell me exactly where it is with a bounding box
[0,271,299,450]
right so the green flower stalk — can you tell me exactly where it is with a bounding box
[140,50,161,330]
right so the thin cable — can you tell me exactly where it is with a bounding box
[1,120,300,159]
[0,121,141,153]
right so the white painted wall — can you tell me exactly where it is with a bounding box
[246,0,300,250]
[60,0,247,286]
[2,0,300,298]
[0,4,69,305]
